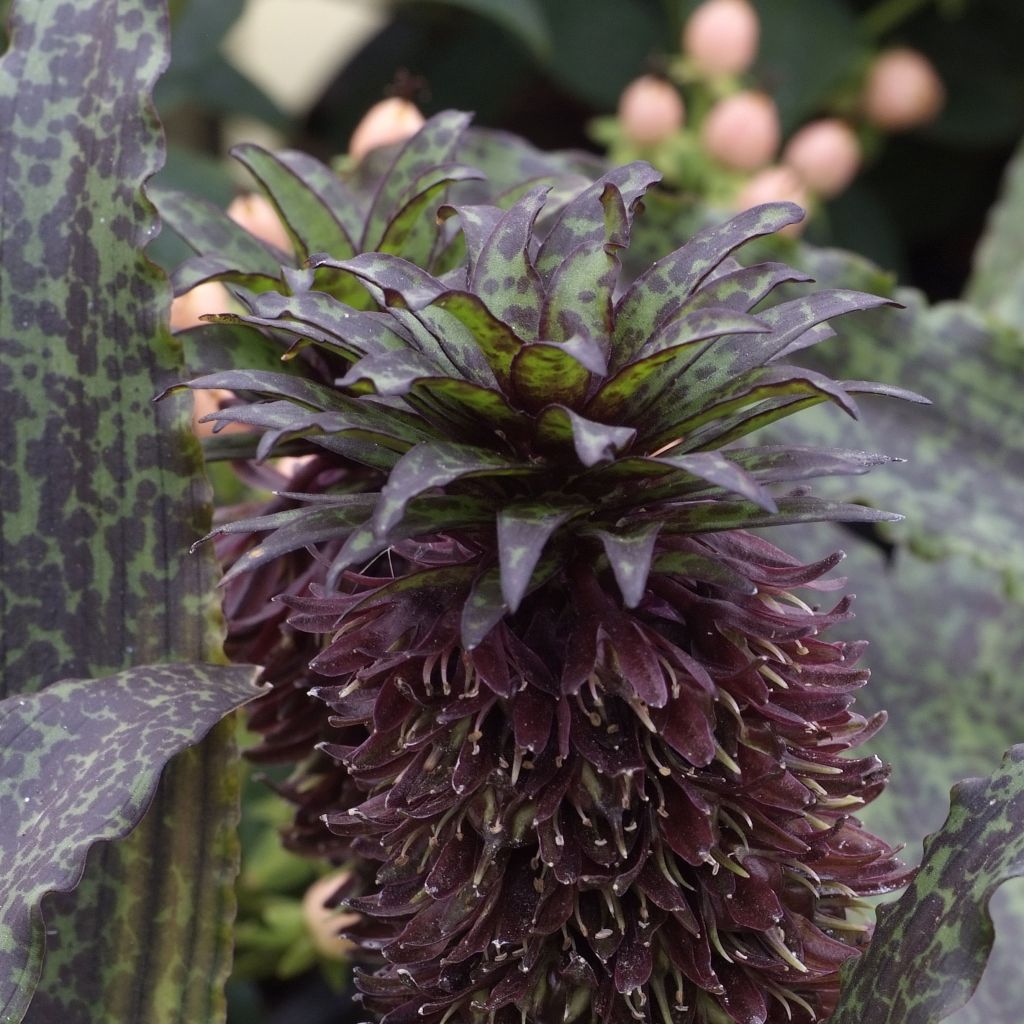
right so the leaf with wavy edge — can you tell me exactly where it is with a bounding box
[0,665,260,1024]
[832,746,1024,1024]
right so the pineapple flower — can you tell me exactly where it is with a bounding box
[170,127,926,1023]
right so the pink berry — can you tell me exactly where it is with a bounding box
[783,118,861,198]
[618,75,685,145]
[702,90,780,171]
[227,193,292,252]
[683,0,760,77]
[349,98,426,160]
[733,166,809,236]
[863,48,945,131]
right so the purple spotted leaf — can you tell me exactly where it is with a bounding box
[373,442,535,538]
[0,2,252,1021]
[832,746,1024,1024]
[361,110,473,254]
[470,186,548,336]
[535,162,662,277]
[590,522,661,608]
[534,406,636,466]
[377,163,485,265]
[231,143,357,262]
[656,495,902,534]
[497,503,576,612]
[0,665,260,1024]
[586,308,770,422]
[538,240,618,345]
[679,261,814,315]
[612,203,806,365]
[429,290,528,388]
[152,185,288,278]
[511,337,601,411]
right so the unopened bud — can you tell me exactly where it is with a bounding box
[618,76,685,146]
[783,119,861,198]
[702,91,780,171]
[227,193,292,252]
[683,0,760,77]
[349,98,426,160]
[733,166,809,236]
[863,48,945,132]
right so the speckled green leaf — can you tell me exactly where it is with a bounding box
[151,185,286,276]
[470,186,548,336]
[535,162,661,278]
[377,164,484,265]
[650,452,778,511]
[0,3,245,1019]
[586,308,769,422]
[177,322,299,378]
[681,262,813,315]
[247,290,411,358]
[0,664,259,1024]
[832,746,1024,1024]
[657,495,901,535]
[534,406,636,466]
[539,241,617,345]
[361,110,473,254]
[612,202,805,366]
[430,290,527,387]
[373,442,534,539]
[497,504,575,612]
[591,523,661,608]
[461,557,559,651]
[231,143,356,262]
[511,338,598,410]
[409,378,533,436]
[169,253,282,296]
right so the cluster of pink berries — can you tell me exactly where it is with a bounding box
[616,0,945,227]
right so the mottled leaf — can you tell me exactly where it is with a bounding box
[497,504,575,611]
[534,406,636,466]
[377,163,485,266]
[430,290,527,387]
[592,523,660,608]
[832,746,1024,1024]
[470,186,548,336]
[656,496,901,535]
[613,203,806,365]
[535,162,661,277]
[361,110,473,255]
[539,240,618,344]
[231,143,356,262]
[0,665,260,1024]
[586,308,769,422]
[682,262,813,314]
[373,442,534,538]
[152,185,285,277]
[0,3,245,1020]
[511,337,599,410]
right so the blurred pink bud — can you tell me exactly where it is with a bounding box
[683,0,760,77]
[783,118,861,198]
[733,165,809,236]
[349,98,426,160]
[618,75,686,145]
[863,48,945,131]
[227,192,292,252]
[303,871,357,961]
[702,90,780,171]
[169,280,229,332]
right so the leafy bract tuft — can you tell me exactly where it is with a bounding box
[172,114,925,1024]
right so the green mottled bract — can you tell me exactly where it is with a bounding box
[0,665,261,1024]
[831,746,1024,1024]
[0,1,245,1022]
